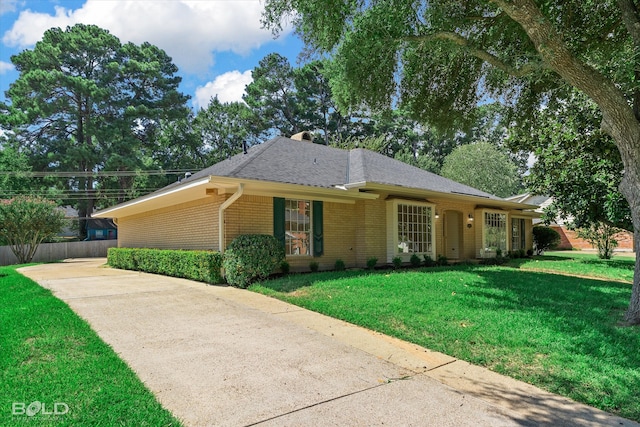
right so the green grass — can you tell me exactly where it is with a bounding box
[252,262,640,421]
[508,251,635,283]
[0,266,181,426]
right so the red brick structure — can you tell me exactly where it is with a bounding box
[551,225,635,251]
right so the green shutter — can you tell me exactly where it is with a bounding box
[313,200,324,257]
[273,197,285,247]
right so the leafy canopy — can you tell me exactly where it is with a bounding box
[3,24,190,234]
[440,142,522,198]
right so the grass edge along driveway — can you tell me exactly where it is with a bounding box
[0,265,181,427]
[252,256,640,422]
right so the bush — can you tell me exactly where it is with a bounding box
[107,248,223,284]
[480,254,509,266]
[280,261,290,275]
[223,234,285,288]
[532,226,561,255]
[527,249,534,257]
[309,261,319,272]
[423,255,436,267]
[410,253,421,268]
[0,196,67,264]
[392,256,402,269]
[366,257,378,270]
[334,259,346,271]
[574,223,620,259]
[437,255,449,266]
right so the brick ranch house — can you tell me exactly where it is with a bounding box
[93,133,539,271]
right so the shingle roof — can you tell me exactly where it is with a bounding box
[163,136,502,200]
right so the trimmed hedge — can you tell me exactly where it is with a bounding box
[223,234,285,288]
[107,248,223,284]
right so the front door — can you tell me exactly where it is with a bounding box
[445,211,461,259]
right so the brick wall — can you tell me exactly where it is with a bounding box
[226,195,360,271]
[117,195,222,250]
[116,191,538,270]
[355,199,387,267]
[551,225,635,251]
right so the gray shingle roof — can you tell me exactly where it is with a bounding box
[166,136,502,200]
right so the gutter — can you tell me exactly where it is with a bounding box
[218,183,244,253]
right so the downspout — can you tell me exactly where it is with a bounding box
[218,183,244,253]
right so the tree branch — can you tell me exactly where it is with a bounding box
[404,31,544,78]
[617,0,640,46]
[489,0,635,134]
[616,0,640,120]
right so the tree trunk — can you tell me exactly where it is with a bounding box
[494,0,640,324]
[617,141,640,324]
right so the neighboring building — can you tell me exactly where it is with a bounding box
[507,193,635,252]
[94,133,539,271]
[85,218,118,241]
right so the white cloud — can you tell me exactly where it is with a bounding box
[0,0,20,16]
[0,61,14,74]
[2,0,288,74]
[194,70,253,110]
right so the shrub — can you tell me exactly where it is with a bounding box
[392,256,402,269]
[410,253,421,268]
[223,234,285,288]
[532,226,561,255]
[366,257,378,270]
[334,259,346,271]
[574,223,620,260]
[280,261,290,275]
[309,261,319,272]
[107,248,223,284]
[483,254,508,265]
[0,196,67,264]
[527,249,534,257]
[436,255,449,266]
[423,255,436,267]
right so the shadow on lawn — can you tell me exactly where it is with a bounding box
[457,267,640,368]
[259,265,640,366]
[506,255,635,271]
[257,265,640,421]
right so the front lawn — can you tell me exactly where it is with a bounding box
[508,251,635,283]
[252,263,640,421]
[0,266,181,426]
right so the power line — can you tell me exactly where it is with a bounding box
[0,169,193,178]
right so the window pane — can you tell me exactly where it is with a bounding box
[285,199,311,256]
[484,212,507,252]
[397,203,432,254]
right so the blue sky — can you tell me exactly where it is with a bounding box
[0,0,304,110]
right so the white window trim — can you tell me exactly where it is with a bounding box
[510,216,527,251]
[386,199,436,263]
[285,198,312,257]
[480,209,509,256]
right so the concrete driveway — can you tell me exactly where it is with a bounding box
[19,259,638,427]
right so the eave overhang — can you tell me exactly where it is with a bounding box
[92,176,379,219]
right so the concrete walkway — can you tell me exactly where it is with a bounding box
[19,259,638,427]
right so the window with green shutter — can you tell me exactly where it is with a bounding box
[274,197,323,257]
[273,197,285,247]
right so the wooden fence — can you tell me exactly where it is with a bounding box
[0,240,117,266]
